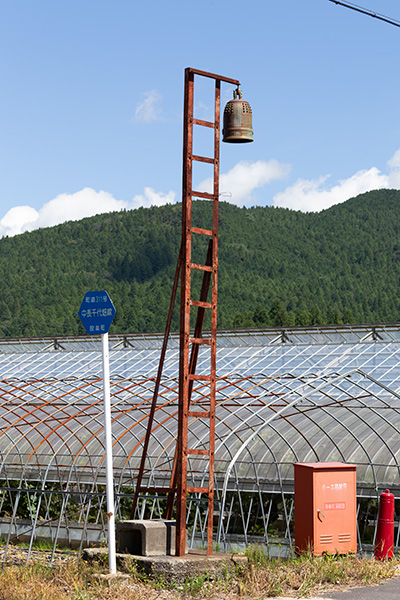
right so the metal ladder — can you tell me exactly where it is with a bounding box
[131,68,241,556]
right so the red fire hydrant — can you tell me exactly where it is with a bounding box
[374,489,394,560]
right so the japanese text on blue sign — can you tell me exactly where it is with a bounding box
[79,290,116,335]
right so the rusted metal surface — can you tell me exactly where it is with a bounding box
[132,68,245,556]
[186,67,240,86]
[165,240,213,521]
[176,68,225,556]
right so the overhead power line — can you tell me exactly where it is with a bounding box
[328,0,400,28]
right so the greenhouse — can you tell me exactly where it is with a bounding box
[0,323,399,564]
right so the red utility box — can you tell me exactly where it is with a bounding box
[294,462,357,555]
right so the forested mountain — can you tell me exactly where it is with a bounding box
[0,188,399,338]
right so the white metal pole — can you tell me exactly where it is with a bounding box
[101,331,117,575]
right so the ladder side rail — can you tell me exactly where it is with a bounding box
[176,67,194,556]
[207,77,220,553]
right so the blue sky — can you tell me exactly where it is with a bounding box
[1,0,400,236]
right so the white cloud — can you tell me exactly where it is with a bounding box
[134,89,162,123]
[198,159,291,205]
[0,206,39,237]
[387,149,400,169]
[273,149,400,212]
[31,188,127,230]
[0,186,177,237]
[387,149,400,187]
[131,187,176,208]
[3,149,400,238]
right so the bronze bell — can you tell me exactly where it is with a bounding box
[222,88,253,143]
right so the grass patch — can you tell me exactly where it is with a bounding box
[0,547,398,599]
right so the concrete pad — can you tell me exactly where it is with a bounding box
[82,547,247,583]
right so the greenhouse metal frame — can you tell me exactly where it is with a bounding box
[0,323,399,564]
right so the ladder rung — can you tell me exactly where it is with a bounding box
[188,411,211,418]
[190,264,212,273]
[191,190,215,200]
[192,154,215,164]
[191,227,213,236]
[187,487,209,494]
[190,299,212,309]
[189,337,212,345]
[192,118,215,128]
[188,374,211,381]
[187,449,209,456]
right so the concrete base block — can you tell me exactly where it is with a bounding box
[82,547,248,583]
[116,519,185,557]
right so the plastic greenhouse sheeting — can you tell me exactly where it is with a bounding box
[0,323,399,560]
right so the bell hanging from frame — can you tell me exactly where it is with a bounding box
[222,88,253,143]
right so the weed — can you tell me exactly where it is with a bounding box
[246,543,269,568]
[32,538,57,551]
[183,572,211,595]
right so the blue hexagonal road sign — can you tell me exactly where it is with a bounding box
[79,290,116,335]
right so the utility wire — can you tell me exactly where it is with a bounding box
[328,0,400,28]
